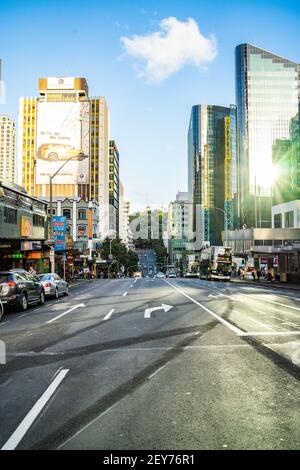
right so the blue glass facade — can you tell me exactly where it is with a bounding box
[235,44,300,228]
[188,105,237,245]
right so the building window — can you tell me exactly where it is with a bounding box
[78,225,87,236]
[78,209,86,220]
[284,211,294,228]
[274,213,282,228]
[63,209,71,220]
[4,207,17,224]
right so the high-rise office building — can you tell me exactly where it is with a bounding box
[235,44,300,228]
[108,140,120,237]
[272,112,300,204]
[18,77,110,238]
[188,104,237,246]
[0,116,15,183]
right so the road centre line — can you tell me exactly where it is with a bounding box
[103,309,115,321]
[123,292,127,297]
[1,369,69,450]
[46,304,85,324]
[163,279,243,335]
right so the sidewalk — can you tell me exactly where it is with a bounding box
[231,277,300,292]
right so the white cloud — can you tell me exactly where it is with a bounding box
[120,17,217,83]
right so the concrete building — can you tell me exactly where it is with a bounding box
[18,77,110,239]
[0,115,15,183]
[272,200,300,229]
[136,248,157,277]
[223,227,300,282]
[119,183,131,247]
[108,140,120,238]
[235,44,300,228]
[167,192,193,267]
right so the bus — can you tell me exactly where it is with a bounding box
[199,246,232,281]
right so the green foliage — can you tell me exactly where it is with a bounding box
[101,237,139,273]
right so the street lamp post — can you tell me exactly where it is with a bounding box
[49,153,88,273]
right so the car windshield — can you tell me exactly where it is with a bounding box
[0,274,14,283]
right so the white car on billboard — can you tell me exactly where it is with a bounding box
[37,143,85,162]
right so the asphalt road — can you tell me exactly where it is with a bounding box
[0,277,299,450]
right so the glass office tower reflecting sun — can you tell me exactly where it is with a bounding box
[235,44,299,228]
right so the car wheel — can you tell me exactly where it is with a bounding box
[54,288,59,299]
[64,286,69,296]
[0,302,4,322]
[39,290,45,305]
[48,152,58,162]
[19,293,28,311]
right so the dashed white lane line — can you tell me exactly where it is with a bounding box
[1,368,69,450]
[148,362,169,380]
[123,292,127,297]
[239,331,300,337]
[164,279,243,335]
[103,309,115,321]
[130,284,133,288]
[237,292,300,316]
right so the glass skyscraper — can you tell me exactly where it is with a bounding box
[235,44,300,228]
[188,105,237,246]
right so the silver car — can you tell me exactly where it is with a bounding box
[38,274,69,299]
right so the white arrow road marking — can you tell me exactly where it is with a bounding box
[1,368,69,450]
[46,304,85,324]
[144,304,173,319]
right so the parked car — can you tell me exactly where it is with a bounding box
[0,269,45,311]
[37,273,69,298]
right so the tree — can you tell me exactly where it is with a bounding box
[101,237,138,275]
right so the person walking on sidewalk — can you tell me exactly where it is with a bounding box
[257,268,261,282]
[252,270,256,281]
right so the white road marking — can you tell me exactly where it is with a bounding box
[246,317,276,331]
[148,362,169,380]
[0,321,9,327]
[237,292,300,315]
[239,331,300,337]
[1,369,69,450]
[164,280,243,335]
[103,309,115,321]
[144,304,173,319]
[58,401,120,449]
[130,284,133,288]
[46,303,85,324]
[123,292,127,297]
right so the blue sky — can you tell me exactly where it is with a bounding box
[0,0,299,211]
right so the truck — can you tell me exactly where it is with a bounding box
[199,246,232,281]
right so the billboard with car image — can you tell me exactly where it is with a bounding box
[36,101,89,184]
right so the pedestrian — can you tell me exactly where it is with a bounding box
[28,265,36,277]
[252,270,256,281]
[257,268,261,282]
[237,268,241,278]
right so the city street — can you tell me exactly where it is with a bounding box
[0,277,299,450]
